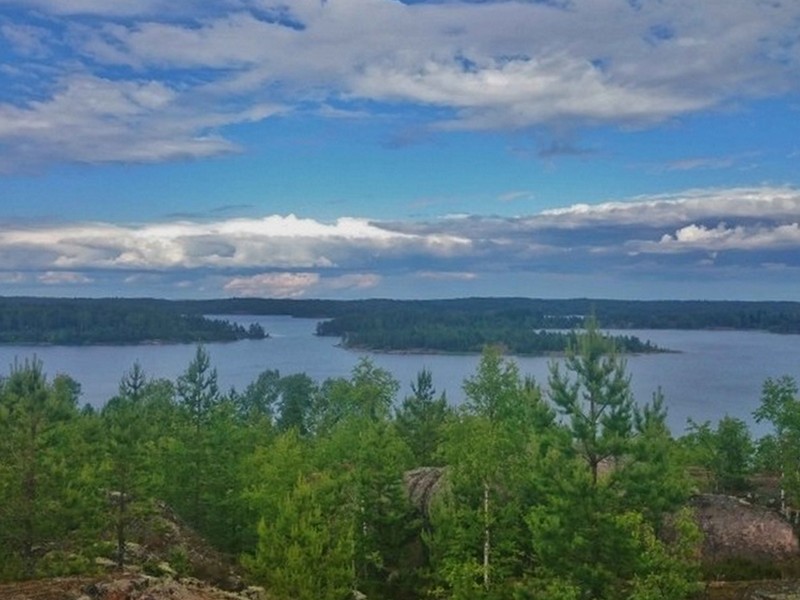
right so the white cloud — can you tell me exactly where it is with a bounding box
[224,272,320,298]
[0,214,471,272]
[0,185,798,296]
[645,222,800,253]
[223,271,381,298]
[1,23,52,57]
[356,54,709,130]
[1,0,799,168]
[498,190,535,203]
[322,273,382,291]
[0,74,285,169]
[537,186,800,227]
[0,0,210,17]
[38,271,93,285]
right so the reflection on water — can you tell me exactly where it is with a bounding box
[0,315,796,435]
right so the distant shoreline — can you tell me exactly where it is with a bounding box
[337,342,678,357]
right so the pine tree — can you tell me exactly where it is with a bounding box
[526,324,698,599]
[245,472,356,600]
[0,359,79,578]
[548,318,634,484]
[276,373,317,436]
[395,368,451,466]
[100,363,160,569]
[173,346,221,530]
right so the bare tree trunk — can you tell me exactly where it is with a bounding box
[781,476,787,519]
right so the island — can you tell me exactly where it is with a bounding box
[1,296,799,349]
[0,297,265,345]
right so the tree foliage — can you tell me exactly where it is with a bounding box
[1,321,786,599]
[0,297,265,344]
[0,359,82,578]
[395,368,452,466]
[753,376,800,512]
[548,318,634,484]
[682,416,754,494]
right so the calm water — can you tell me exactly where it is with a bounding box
[0,315,797,435]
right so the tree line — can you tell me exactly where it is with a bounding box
[0,297,265,344]
[0,321,797,599]
[315,310,664,354]
[176,297,800,334]
[2,295,800,346]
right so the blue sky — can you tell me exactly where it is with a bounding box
[0,0,799,300]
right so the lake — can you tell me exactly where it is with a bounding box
[0,315,797,435]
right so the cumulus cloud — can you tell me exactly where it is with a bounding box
[224,272,320,298]
[643,222,800,253]
[0,185,796,297]
[223,272,381,298]
[0,214,471,272]
[0,0,799,168]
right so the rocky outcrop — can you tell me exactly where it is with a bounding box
[404,467,446,516]
[748,582,800,600]
[706,580,800,600]
[687,494,799,564]
[0,574,267,600]
[115,501,241,589]
[403,468,800,570]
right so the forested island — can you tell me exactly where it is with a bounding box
[314,309,664,354]
[1,296,799,350]
[0,297,265,345]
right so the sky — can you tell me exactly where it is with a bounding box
[0,0,799,301]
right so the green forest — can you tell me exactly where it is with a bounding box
[0,297,265,345]
[1,322,798,599]
[171,297,800,334]
[314,308,664,354]
[3,295,800,351]
[310,298,800,353]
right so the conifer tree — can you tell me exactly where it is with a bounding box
[173,346,222,531]
[548,318,634,484]
[527,323,697,599]
[100,362,161,569]
[276,373,317,435]
[245,472,356,600]
[0,359,79,578]
[395,368,451,466]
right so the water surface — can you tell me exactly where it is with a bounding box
[0,316,796,435]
